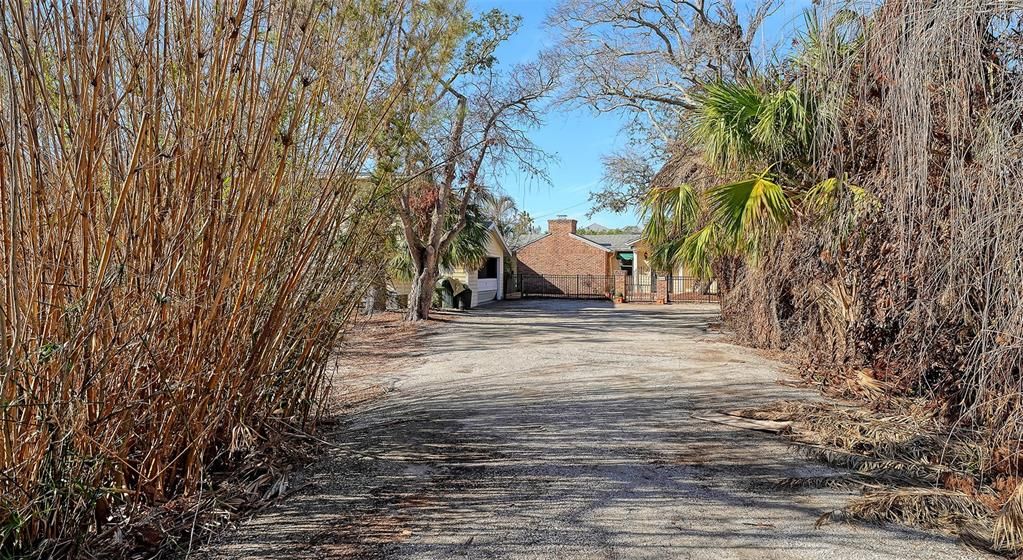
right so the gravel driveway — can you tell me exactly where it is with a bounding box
[204,299,989,560]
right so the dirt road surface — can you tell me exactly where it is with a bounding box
[202,299,989,560]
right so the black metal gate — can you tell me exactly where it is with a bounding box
[515,273,614,299]
[624,272,657,302]
[666,275,720,303]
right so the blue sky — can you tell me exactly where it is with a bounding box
[466,0,811,230]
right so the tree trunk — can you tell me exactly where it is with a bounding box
[406,260,437,321]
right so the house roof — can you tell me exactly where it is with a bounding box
[510,231,641,253]
[508,232,547,250]
[569,233,615,252]
[578,234,641,251]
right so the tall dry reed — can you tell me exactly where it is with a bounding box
[728,0,1023,468]
[0,0,405,554]
[864,0,1023,441]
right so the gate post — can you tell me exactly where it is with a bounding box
[656,274,670,304]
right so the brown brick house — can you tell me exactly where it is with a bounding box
[514,217,639,277]
[510,217,715,301]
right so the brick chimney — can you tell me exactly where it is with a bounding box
[548,215,577,235]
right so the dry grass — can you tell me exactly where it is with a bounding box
[0,1,409,556]
[739,398,1023,555]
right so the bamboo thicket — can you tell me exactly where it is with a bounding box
[0,0,404,553]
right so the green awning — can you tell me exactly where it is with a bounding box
[617,252,634,262]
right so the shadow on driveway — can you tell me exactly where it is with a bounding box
[203,299,988,560]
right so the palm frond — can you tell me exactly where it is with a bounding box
[752,87,814,157]
[389,249,415,282]
[796,8,866,74]
[692,82,766,168]
[442,202,491,270]
[994,482,1023,551]
[640,183,701,246]
[818,488,991,534]
[708,171,792,240]
[480,190,518,235]
[673,224,718,280]
[803,177,872,214]
[693,82,815,167]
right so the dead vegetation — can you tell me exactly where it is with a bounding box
[736,398,1023,556]
[0,2,407,556]
[709,1,1023,550]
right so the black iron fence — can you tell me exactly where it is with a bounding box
[667,275,720,303]
[508,273,720,304]
[626,274,656,302]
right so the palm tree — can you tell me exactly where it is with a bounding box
[442,202,492,272]
[390,200,492,282]
[640,8,875,288]
[641,82,802,278]
[480,191,519,237]
[641,77,868,289]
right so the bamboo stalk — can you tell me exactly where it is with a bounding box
[0,0,409,553]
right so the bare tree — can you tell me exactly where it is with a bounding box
[590,150,660,214]
[548,0,779,212]
[376,9,558,321]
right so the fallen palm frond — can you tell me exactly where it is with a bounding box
[728,400,821,422]
[694,412,791,433]
[818,488,992,534]
[994,483,1023,552]
[742,399,1023,554]
[776,472,886,490]
[742,401,938,447]
[796,447,940,484]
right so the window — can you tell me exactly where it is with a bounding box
[616,251,634,273]
[478,257,499,279]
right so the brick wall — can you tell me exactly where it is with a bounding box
[516,219,611,277]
